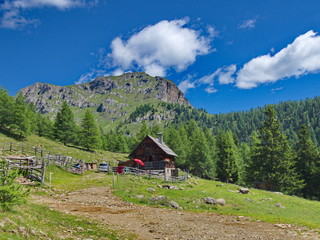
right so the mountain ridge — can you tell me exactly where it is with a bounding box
[19,72,191,131]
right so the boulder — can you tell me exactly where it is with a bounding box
[239,188,250,194]
[147,188,155,192]
[203,197,216,204]
[216,198,226,206]
[169,200,180,209]
[274,192,283,195]
[149,195,167,204]
[135,195,144,199]
[274,203,285,208]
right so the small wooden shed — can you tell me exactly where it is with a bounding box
[124,133,178,171]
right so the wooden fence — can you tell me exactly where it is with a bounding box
[5,156,46,183]
[0,142,83,168]
[0,142,87,183]
[112,166,188,182]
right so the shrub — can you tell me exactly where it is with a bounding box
[0,160,29,211]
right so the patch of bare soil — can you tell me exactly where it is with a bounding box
[32,185,319,240]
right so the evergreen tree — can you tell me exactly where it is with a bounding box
[0,89,13,129]
[164,126,188,169]
[79,109,101,151]
[35,113,53,138]
[136,122,150,141]
[295,124,319,198]
[114,135,130,153]
[10,94,32,139]
[247,105,303,193]
[53,102,76,145]
[216,130,239,183]
[188,125,215,179]
[150,125,161,137]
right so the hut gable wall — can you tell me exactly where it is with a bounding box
[130,137,172,162]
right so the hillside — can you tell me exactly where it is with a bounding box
[0,131,128,164]
[19,72,190,131]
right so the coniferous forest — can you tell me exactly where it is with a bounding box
[1,88,320,200]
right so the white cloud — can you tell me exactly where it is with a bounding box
[185,64,236,94]
[216,64,237,84]
[205,87,217,94]
[198,72,216,85]
[107,18,212,77]
[76,69,108,84]
[236,30,320,89]
[239,19,256,29]
[0,0,92,29]
[178,79,196,93]
[0,8,39,29]
[207,25,219,38]
[111,68,124,77]
[271,87,284,93]
[3,0,83,10]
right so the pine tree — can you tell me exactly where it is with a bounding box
[164,126,188,169]
[216,130,239,183]
[53,102,76,145]
[188,125,215,179]
[0,89,13,129]
[248,105,303,193]
[136,122,150,141]
[10,94,32,139]
[295,124,319,198]
[79,109,101,151]
[35,113,53,138]
[150,125,161,137]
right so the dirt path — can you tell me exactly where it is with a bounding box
[32,185,319,240]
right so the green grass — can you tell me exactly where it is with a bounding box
[0,202,129,240]
[40,165,320,229]
[0,132,128,164]
[0,166,135,240]
[111,174,320,229]
[43,165,112,192]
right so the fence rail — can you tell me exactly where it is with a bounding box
[0,142,88,183]
[112,166,187,182]
[5,156,45,183]
[0,142,84,169]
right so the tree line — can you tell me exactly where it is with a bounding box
[163,106,320,200]
[1,88,320,200]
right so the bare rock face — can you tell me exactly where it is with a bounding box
[154,76,190,105]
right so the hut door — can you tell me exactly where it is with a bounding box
[148,155,153,162]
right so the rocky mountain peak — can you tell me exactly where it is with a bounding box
[19,72,191,128]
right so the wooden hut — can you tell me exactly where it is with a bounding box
[123,133,178,175]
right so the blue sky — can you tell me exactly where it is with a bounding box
[1,0,320,114]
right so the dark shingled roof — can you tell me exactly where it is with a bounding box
[148,135,178,157]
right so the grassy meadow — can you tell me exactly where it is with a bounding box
[111,174,320,229]
[0,132,128,164]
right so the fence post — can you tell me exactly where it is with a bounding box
[35,147,37,156]
[41,159,46,184]
[9,143,12,152]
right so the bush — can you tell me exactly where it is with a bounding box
[0,160,29,211]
